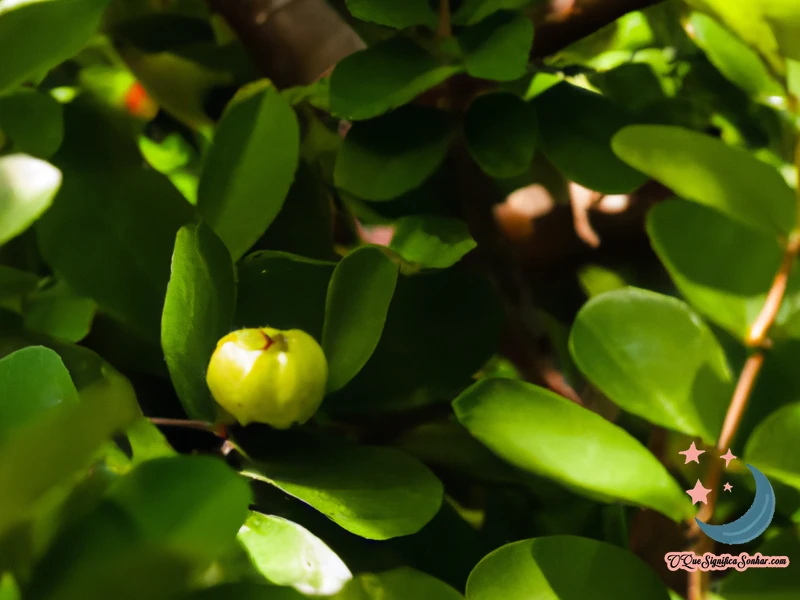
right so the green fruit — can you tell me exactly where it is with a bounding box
[206,327,328,429]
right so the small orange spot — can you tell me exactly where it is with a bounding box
[124,82,157,119]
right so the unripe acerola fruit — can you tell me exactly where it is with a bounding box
[206,327,328,429]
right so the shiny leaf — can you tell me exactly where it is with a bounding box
[453,377,692,521]
[466,536,670,600]
[238,511,352,596]
[569,288,732,443]
[612,125,796,237]
[330,37,463,121]
[0,154,61,246]
[241,437,443,540]
[323,246,398,393]
[198,86,300,261]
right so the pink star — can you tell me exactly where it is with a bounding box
[723,483,733,492]
[679,441,706,464]
[686,480,712,505]
[721,449,737,468]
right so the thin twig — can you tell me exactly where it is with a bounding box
[748,233,800,345]
[436,0,452,40]
[688,227,800,600]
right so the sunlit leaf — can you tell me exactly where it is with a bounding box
[238,511,352,596]
[323,246,398,393]
[0,154,61,246]
[612,125,796,237]
[570,288,732,443]
[198,86,300,261]
[453,377,692,521]
[162,222,235,421]
[466,536,670,600]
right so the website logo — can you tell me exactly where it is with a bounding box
[663,442,790,572]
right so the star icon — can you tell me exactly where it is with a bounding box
[721,449,737,468]
[679,441,706,464]
[686,479,712,505]
[723,483,733,492]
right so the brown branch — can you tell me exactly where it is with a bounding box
[206,0,365,89]
[149,417,216,432]
[209,0,665,90]
[436,0,452,40]
[748,233,800,345]
[687,232,800,599]
[529,0,664,59]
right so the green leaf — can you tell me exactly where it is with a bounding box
[185,583,306,600]
[37,100,194,344]
[577,265,627,298]
[323,246,398,393]
[688,13,785,103]
[334,105,454,201]
[330,37,463,121]
[647,199,800,342]
[0,89,63,158]
[457,12,534,82]
[569,288,732,443]
[745,403,800,491]
[235,251,336,341]
[162,222,235,422]
[124,418,176,465]
[345,0,437,29]
[0,346,78,444]
[334,567,465,599]
[388,216,476,269]
[534,83,647,194]
[139,132,193,175]
[238,511,352,596]
[463,92,537,178]
[0,154,61,246]
[0,574,19,600]
[612,125,796,237]
[453,377,692,521]
[465,536,670,600]
[198,86,300,261]
[588,63,667,114]
[394,420,522,483]
[455,1,534,24]
[23,280,95,343]
[106,455,252,560]
[241,437,443,540]
[684,0,800,73]
[0,266,38,312]
[328,267,502,412]
[26,506,195,600]
[0,0,110,92]
[757,0,800,63]
[0,357,140,539]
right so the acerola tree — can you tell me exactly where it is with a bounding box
[1,1,800,600]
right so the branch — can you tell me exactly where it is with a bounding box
[437,0,453,40]
[686,225,800,600]
[529,0,664,59]
[210,0,663,89]
[206,0,365,89]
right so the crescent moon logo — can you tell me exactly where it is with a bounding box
[695,464,776,545]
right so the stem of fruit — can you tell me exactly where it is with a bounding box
[686,224,800,600]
